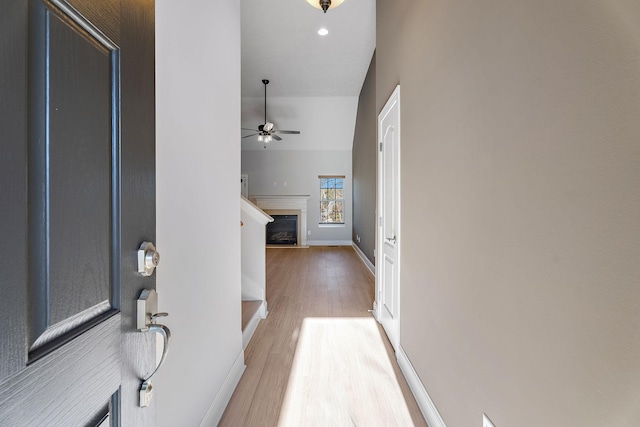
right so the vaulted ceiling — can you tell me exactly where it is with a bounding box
[241,0,375,150]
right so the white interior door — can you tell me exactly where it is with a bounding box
[376,86,401,351]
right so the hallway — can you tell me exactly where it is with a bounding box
[220,246,427,426]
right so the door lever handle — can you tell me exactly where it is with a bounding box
[137,289,172,407]
[386,235,397,244]
[139,321,171,408]
[144,323,171,382]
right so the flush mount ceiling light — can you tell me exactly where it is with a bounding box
[317,28,329,36]
[305,0,345,13]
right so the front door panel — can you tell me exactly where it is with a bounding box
[0,0,157,424]
[29,0,118,362]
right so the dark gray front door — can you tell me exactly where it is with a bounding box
[0,0,156,425]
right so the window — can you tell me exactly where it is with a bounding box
[319,176,344,224]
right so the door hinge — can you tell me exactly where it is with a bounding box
[379,142,383,152]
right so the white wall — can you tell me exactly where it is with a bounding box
[242,150,352,244]
[156,1,242,426]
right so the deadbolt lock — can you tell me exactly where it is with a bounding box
[138,241,160,276]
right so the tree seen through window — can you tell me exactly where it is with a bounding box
[319,176,344,224]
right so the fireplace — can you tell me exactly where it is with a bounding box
[252,195,310,247]
[266,215,298,245]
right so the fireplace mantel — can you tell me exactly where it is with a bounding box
[252,195,310,247]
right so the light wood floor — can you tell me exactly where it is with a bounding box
[219,246,428,427]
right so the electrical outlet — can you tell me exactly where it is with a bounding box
[307,230,311,235]
[483,414,495,427]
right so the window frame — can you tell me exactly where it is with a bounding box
[318,175,345,225]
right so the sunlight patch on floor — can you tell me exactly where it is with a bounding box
[278,317,415,427]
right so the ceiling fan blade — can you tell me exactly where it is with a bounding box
[242,133,259,138]
[242,128,259,131]
[272,134,282,141]
[274,130,300,134]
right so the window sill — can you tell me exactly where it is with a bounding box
[318,223,345,228]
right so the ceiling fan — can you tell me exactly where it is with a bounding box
[242,79,301,145]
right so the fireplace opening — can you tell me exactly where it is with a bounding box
[266,215,298,245]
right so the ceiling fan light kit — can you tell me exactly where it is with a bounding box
[241,79,301,147]
[306,0,345,13]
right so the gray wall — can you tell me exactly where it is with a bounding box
[242,149,352,244]
[352,52,377,264]
[377,0,640,426]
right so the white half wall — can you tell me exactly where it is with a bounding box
[241,197,272,301]
[156,1,242,426]
[242,149,353,243]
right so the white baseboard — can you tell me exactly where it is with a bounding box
[397,346,446,427]
[352,241,375,275]
[199,350,246,427]
[242,301,266,349]
[307,240,352,246]
[260,301,268,318]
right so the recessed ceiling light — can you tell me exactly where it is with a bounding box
[318,28,329,36]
